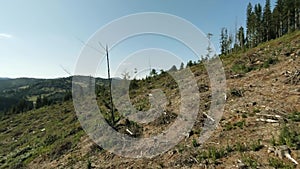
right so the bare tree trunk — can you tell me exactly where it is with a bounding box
[279,13,283,37]
[288,10,291,33]
[295,7,298,30]
[106,45,115,125]
[296,7,300,30]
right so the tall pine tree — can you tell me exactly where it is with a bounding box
[296,0,300,30]
[284,0,296,32]
[273,0,283,37]
[246,3,257,48]
[220,27,233,55]
[254,4,263,45]
[263,0,272,41]
[237,26,245,49]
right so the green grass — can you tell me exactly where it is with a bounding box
[222,30,300,76]
[249,139,264,151]
[0,101,85,168]
[223,120,246,131]
[278,124,300,149]
[197,146,227,163]
[192,139,199,147]
[234,120,246,129]
[235,142,248,152]
[288,112,300,122]
[231,61,253,74]
[241,154,259,169]
[268,157,294,169]
[263,56,279,68]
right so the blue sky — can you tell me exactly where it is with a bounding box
[0,0,274,78]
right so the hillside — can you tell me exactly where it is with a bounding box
[0,77,112,114]
[0,31,300,169]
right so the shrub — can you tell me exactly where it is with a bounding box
[263,57,279,68]
[230,88,244,97]
[44,135,59,146]
[253,109,260,113]
[270,135,276,146]
[242,155,259,169]
[192,139,199,147]
[225,144,234,153]
[231,61,252,74]
[87,160,92,169]
[49,141,72,160]
[235,142,247,152]
[278,124,300,149]
[208,147,226,161]
[224,123,234,131]
[250,140,263,151]
[288,112,300,122]
[129,79,139,90]
[234,120,245,129]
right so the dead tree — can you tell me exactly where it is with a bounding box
[105,45,115,125]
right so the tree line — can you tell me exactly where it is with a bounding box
[220,0,300,55]
[1,91,72,115]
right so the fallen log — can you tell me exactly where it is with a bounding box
[268,145,298,165]
[256,118,278,123]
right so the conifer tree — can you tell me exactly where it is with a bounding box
[237,26,245,49]
[263,0,272,41]
[179,62,184,70]
[220,27,228,55]
[254,3,263,44]
[36,95,42,109]
[274,0,285,37]
[283,0,296,33]
[296,0,300,30]
[246,3,256,48]
[220,0,299,54]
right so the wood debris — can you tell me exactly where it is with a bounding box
[284,69,300,85]
[256,113,282,123]
[256,118,278,123]
[268,145,298,165]
[126,128,133,135]
[203,112,215,122]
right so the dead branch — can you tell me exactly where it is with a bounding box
[256,118,278,123]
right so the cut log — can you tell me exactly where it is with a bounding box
[256,113,281,119]
[126,129,133,135]
[203,112,215,122]
[256,118,278,123]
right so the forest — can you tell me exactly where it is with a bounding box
[220,0,300,55]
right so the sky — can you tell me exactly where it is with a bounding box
[0,0,275,79]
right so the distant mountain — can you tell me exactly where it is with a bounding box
[0,77,70,113]
[0,76,113,113]
[0,77,10,80]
